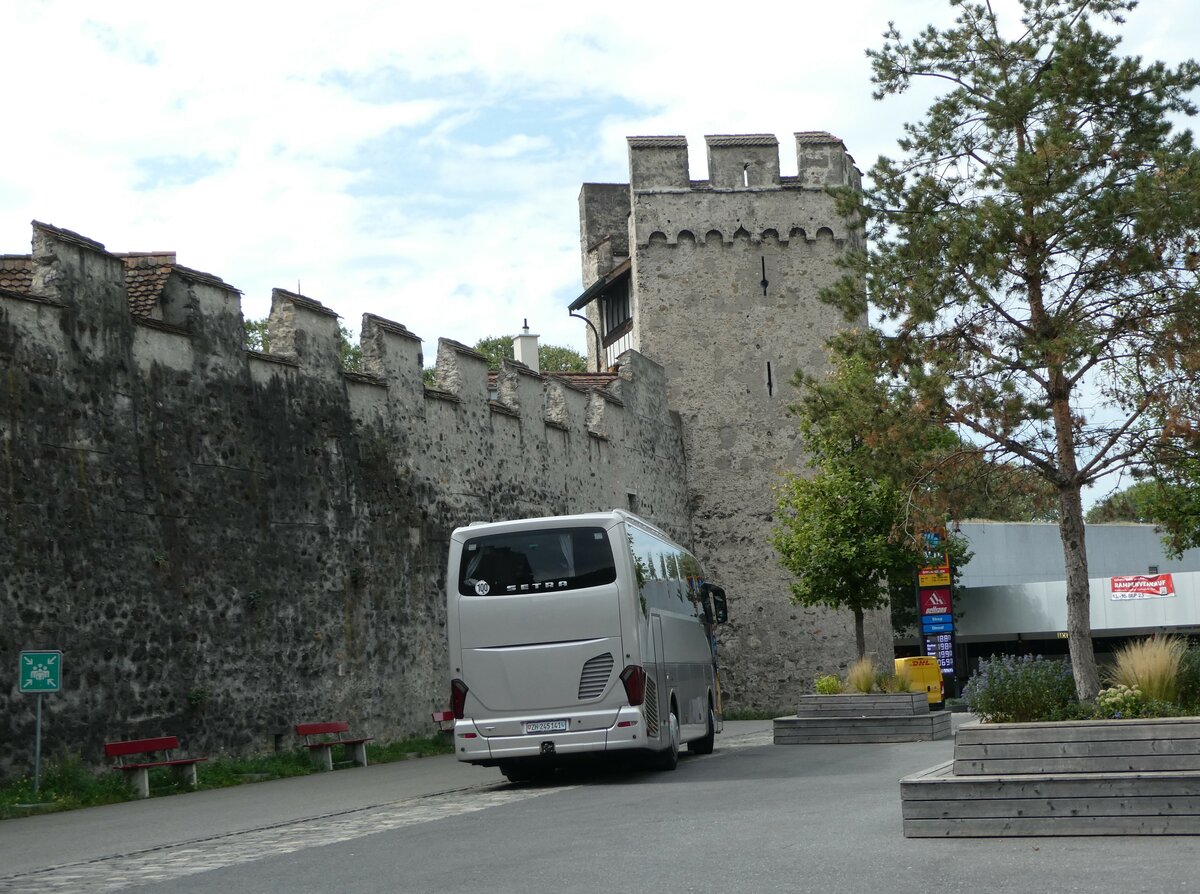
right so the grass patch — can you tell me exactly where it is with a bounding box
[368,734,452,762]
[0,754,133,818]
[0,734,454,821]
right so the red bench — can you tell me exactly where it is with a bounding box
[295,721,373,771]
[104,736,207,799]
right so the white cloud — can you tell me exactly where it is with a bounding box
[2,0,1196,364]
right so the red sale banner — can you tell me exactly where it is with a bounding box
[1110,574,1175,600]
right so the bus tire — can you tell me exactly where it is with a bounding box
[500,760,553,784]
[655,705,680,771]
[689,704,716,755]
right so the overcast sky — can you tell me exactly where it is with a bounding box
[2,0,1196,364]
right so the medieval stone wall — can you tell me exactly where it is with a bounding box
[0,222,691,779]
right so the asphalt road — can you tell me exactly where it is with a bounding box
[1,719,1196,893]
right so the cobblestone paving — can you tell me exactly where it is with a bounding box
[0,786,564,893]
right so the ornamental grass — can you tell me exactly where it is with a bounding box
[846,657,876,693]
[1108,636,1186,704]
[877,665,914,693]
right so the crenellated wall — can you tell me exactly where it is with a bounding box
[0,222,691,778]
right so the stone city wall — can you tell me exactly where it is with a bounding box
[0,221,691,778]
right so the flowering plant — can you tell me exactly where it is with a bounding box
[962,654,1077,722]
[1094,684,1146,719]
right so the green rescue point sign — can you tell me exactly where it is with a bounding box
[20,651,62,693]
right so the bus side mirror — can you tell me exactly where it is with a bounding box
[706,585,728,624]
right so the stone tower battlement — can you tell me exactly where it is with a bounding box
[627,132,860,194]
[580,133,862,287]
[575,132,889,712]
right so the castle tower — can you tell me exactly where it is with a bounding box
[575,133,892,711]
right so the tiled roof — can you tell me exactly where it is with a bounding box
[706,134,778,146]
[0,255,32,294]
[272,287,337,316]
[549,371,619,390]
[794,131,843,144]
[485,370,619,391]
[119,252,176,317]
[627,136,687,148]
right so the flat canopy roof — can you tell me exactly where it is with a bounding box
[568,258,631,312]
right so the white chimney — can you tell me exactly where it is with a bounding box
[512,319,540,373]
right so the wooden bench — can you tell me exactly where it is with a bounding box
[295,721,373,771]
[104,736,207,799]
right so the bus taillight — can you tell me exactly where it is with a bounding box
[450,678,469,719]
[619,665,647,706]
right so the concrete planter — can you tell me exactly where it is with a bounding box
[901,717,1200,836]
[775,692,950,744]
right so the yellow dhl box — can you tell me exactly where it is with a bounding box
[895,656,945,707]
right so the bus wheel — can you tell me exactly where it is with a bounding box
[689,705,715,755]
[500,761,553,784]
[655,706,680,771]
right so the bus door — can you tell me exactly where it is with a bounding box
[651,614,668,739]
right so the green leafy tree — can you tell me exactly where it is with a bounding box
[1095,454,1200,556]
[772,466,910,658]
[1086,480,1162,524]
[338,325,362,373]
[472,336,516,370]
[472,335,587,373]
[1146,459,1200,556]
[791,351,1056,527]
[783,352,978,640]
[244,318,270,353]
[539,344,589,373]
[823,0,1200,698]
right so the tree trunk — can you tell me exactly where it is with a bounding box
[1058,483,1101,699]
[853,606,866,659]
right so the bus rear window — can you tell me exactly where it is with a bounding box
[459,527,616,596]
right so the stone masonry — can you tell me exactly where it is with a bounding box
[577,134,892,712]
[0,222,690,778]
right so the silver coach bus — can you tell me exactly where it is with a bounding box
[446,510,728,783]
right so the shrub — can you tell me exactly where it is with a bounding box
[846,657,876,694]
[1108,636,1185,704]
[1174,647,1200,712]
[814,674,843,695]
[877,665,914,693]
[962,654,1077,723]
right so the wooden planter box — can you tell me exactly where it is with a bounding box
[901,717,1200,837]
[775,693,951,744]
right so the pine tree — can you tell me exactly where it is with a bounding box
[824,0,1200,697]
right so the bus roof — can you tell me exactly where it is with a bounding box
[450,509,674,544]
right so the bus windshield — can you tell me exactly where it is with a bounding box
[458,526,617,597]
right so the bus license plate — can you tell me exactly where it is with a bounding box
[525,719,568,734]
